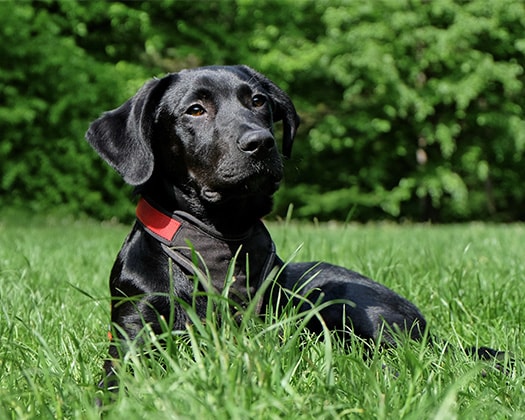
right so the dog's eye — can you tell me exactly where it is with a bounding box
[252,94,267,108]
[186,104,206,116]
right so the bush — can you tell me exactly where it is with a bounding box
[1,0,524,222]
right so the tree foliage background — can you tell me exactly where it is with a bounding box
[1,0,524,222]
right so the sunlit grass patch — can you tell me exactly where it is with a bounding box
[0,217,523,418]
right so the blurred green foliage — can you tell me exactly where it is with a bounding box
[1,0,524,222]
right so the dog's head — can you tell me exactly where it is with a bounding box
[86,66,300,211]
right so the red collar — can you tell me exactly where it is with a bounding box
[136,198,182,242]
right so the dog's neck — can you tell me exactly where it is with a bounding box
[139,177,273,236]
[135,196,280,309]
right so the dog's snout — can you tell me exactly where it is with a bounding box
[237,130,275,156]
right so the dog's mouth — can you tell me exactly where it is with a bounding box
[200,174,281,204]
[192,154,283,204]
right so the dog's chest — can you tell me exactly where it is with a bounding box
[136,198,278,307]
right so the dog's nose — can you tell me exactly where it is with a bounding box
[237,130,275,156]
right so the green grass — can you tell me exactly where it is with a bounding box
[0,215,524,419]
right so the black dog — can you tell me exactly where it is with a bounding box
[86,65,500,387]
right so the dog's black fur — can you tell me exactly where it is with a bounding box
[86,65,502,387]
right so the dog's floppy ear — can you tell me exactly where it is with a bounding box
[271,86,301,159]
[85,75,175,185]
[240,66,300,158]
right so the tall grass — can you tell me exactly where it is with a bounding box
[0,215,523,419]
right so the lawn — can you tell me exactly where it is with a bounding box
[0,215,523,419]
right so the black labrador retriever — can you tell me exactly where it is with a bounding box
[86,65,502,388]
